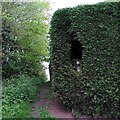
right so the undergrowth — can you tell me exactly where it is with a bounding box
[2,75,44,118]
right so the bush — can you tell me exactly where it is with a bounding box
[2,75,44,118]
[2,75,43,105]
[50,2,120,117]
[2,102,31,118]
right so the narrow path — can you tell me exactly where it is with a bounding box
[31,82,95,120]
[31,82,51,118]
[31,82,73,119]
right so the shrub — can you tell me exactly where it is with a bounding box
[2,75,43,105]
[50,2,120,117]
[2,102,31,118]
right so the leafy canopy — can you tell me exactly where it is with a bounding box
[2,1,50,78]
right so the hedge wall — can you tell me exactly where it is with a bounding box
[50,2,120,117]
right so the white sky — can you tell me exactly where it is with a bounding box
[49,0,105,14]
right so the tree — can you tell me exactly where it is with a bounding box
[2,1,50,78]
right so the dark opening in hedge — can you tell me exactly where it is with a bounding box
[70,40,83,72]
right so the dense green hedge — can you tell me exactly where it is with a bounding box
[50,2,120,117]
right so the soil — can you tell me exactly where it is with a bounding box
[31,82,110,120]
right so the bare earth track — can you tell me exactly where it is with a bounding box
[31,82,73,119]
[31,82,116,120]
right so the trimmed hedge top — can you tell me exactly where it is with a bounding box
[50,2,120,117]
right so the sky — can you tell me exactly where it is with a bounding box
[49,0,105,14]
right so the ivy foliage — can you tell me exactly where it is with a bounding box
[2,2,50,78]
[50,2,120,117]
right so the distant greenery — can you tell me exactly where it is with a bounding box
[2,1,50,78]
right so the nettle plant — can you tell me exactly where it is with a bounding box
[50,2,120,117]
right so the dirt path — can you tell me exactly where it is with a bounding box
[31,82,95,120]
[31,82,73,119]
[31,82,50,118]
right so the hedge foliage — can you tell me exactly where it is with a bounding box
[50,2,120,117]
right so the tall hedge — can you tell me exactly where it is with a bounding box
[50,2,120,117]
